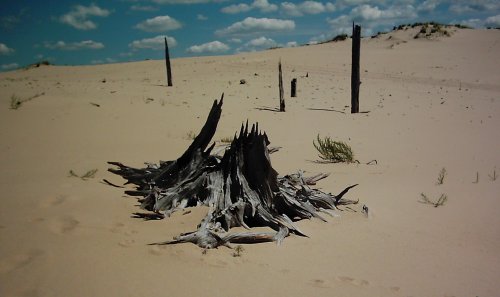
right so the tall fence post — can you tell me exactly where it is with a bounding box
[351,23,361,113]
[165,37,173,87]
[291,78,297,97]
[279,60,285,112]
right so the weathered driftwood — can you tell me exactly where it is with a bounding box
[108,94,358,248]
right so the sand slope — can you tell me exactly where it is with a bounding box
[0,27,499,297]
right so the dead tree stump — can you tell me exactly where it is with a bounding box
[108,94,359,248]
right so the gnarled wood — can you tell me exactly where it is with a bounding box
[108,94,358,248]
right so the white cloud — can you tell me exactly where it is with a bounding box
[328,4,417,36]
[1,63,18,70]
[236,36,280,52]
[59,4,110,30]
[197,14,208,20]
[153,0,224,3]
[222,3,251,14]
[450,1,500,14]
[485,14,500,27]
[222,0,277,14]
[247,36,277,47]
[216,17,295,36]
[0,43,15,55]
[130,5,158,12]
[44,40,105,50]
[229,38,242,43]
[135,16,182,32]
[129,35,177,50]
[459,18,482,28]
[282,1,335,16]
[253,0,278,13]
[286,41,298,47]
[187,41,230,53]
[418,0,440,12]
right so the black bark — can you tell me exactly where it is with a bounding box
[108,94,358,248]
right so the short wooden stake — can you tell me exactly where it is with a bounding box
[291,78,297,97]
[279,60,285,112]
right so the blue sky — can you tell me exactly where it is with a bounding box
[1,0,499,71]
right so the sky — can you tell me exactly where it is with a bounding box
[1,0,499,71]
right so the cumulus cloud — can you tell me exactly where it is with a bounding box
[135,16,182,32]
[153,0,223,3]
[247,36,277,47]
[0,43,15,55]
[222,0,277,14]
[59,4,110,30]
[328,4,417,36]
[187,41,230,53]
[1,63,19,70]
[44,40,105,50]
[216,17,295,36]
[129,36,177,50]
[286,41,298,47]
[450,1,500,14]
[485,14,500,27]
[281,1,336,17]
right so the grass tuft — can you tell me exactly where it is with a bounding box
[69,169,98,180]
[419,193,447,208]
[436,167,447,185]
[313,135,354,163]
[232,245,244,257]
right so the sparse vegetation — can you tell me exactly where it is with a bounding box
[69,169,98,180]
[436,167,447,185]
[232,245,244,257]
[24,60,51,70]
[313,135,354,163]
[419,193,448,207]
[489,168,497,181]
[9,92,44,110]
[186,131,197,140]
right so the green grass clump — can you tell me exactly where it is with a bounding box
[313,135,354,163]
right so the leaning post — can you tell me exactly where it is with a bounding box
[164,37,173,87]
[351,23,361,113]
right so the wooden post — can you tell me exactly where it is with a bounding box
[279,60,285,112]
[351,23,361,113]
[164,37,173,87]
[291,78,297,97]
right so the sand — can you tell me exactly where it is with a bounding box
[0,26,499,297]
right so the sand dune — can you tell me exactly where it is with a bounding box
[1,26,499,297]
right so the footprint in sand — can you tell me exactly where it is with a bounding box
[48,216,79,234]
[39,195,68,208]
[309,278,331,288]
[0,249,44,274]
[118,238,136,247]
